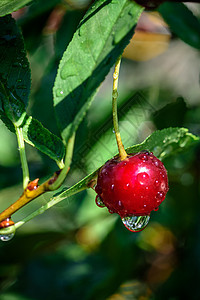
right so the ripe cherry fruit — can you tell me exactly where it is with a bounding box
[95,151,169,232]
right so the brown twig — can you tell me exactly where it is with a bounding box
[0,172,61,223]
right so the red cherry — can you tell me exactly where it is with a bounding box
[95,151,169,231]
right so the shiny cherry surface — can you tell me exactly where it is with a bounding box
[95,151,169,217]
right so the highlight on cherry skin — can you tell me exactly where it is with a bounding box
[95,151,169,232]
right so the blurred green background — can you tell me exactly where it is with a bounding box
[0,1,200,299]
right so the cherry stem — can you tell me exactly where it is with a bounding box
[112,56,127,161]
[0,133,76,223]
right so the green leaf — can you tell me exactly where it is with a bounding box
[0,0,33,17]
[126,127,199,159]
[53,0,143,143]
[0,17,65,166]
[0,83,65,165]
[158,2,200,50]
[53,127,199,202]
[0,109,15,133]
[0,15,31,107]
[22,116,65,165]
[0,83,27,127]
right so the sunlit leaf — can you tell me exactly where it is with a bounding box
[53,0,143,143]
[0,0,33,17]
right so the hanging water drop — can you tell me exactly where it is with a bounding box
[121,215,150,232]
[0,232,15,242]
[95,195,105,208]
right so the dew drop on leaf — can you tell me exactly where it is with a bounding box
[56,88,64,97]
[0,232,15,242]
[121,215,150,232]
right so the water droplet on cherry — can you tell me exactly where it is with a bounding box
[121,215,150,232]
[137,172,149,185]
[153,160,159,167]
[156,191,164,199]
[140,150,150,155]
[140,155,148,161]
[95,195,105,208]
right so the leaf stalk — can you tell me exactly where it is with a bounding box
[15,126,30,189]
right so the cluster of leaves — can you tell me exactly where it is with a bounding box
[0,0,199,198]
[0,0,200,299]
